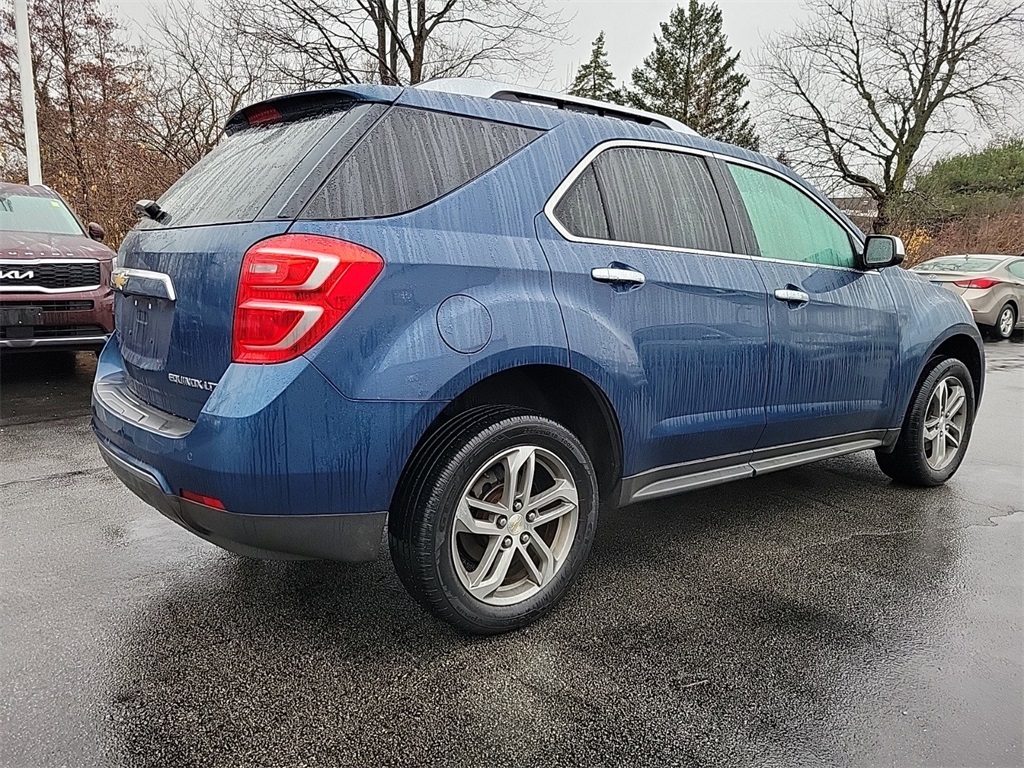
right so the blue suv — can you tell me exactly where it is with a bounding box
[93,79,984,633]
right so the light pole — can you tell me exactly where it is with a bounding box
[14,0,42,186]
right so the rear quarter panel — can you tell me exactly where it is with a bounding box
[293,122,582,402]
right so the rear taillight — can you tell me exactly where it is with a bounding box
[953,277,1001,289]
[232,234,383,364]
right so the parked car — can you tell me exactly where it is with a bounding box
[0,182,115,353]
[912,254,1024,339]
[92,80,985,634]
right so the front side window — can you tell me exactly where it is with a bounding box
[727,164,856,269]
[0,193,82,236]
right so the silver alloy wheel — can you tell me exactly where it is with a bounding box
[922,376,968,471]
[999,306,1015,338]
[451,445,579,606]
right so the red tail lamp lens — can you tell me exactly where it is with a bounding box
[232,234,384,364]
[953,278,1001,289]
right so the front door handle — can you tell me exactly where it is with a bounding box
[774,288,809,304]
[592,267,646,286]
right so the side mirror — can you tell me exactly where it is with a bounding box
[858,234,905,270]
[88,222,105,242]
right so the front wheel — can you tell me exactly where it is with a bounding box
[876,357,976,487]
[389,406,598,634]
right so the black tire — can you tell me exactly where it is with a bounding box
[389,406,599,634]
[991,303,1017,340]
[876,357,975,487]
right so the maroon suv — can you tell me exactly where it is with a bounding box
[0,182,114,352]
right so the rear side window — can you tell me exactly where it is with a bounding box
[302,107,542,220]
[568,147,731,253]
[1007,260,1024,278]
[148,110,351,228]
[727,164,856,269]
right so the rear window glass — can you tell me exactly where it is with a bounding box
[0,193,82,236]
[915,257,1001,273]
[147,110,349,228]
[302,107,542,220]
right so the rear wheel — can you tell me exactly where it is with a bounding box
[876,358,975,487]
[389,406,598,634]
[992,303,1016,340]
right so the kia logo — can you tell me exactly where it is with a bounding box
[0,269,34,280]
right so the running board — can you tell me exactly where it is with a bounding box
[619,431,894,506]
[748,438,882,476]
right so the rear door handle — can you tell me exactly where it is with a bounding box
[592,267,646,286]
[774,288,809,304]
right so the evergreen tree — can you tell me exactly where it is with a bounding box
[626,1,759,149]
[568,32,621,104]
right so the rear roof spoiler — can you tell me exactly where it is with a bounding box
[225,85,402,132]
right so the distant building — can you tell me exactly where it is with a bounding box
[831,196,878,233]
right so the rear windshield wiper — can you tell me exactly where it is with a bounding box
[136,199,170,224]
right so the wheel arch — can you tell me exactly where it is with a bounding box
[930,332,984,403]
[998,297,1019,320]
[392,364,624,508]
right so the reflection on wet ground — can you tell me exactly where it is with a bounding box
[1,343,1021,767]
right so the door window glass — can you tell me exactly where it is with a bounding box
[552,165,610,240]
[728,164,856,268]
[588,147,731,252]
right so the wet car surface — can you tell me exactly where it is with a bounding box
[1,341,1021,767]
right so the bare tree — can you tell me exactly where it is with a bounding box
[139,0,286,171]
[0,0,178,243]
[760,0,1024,231]
[224,0,569,87]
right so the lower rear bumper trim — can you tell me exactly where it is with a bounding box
[96,436,386,562]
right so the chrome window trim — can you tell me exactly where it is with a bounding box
[543,138,875,276]
[0,258,102,294]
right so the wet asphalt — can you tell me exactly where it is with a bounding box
[0,342,1021,768]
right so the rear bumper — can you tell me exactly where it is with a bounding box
[97,436,387,561]
[962,287,1019,327]
[91,339,445,559]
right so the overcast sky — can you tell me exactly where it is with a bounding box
[546,0,805,89]
[110,0,807,90]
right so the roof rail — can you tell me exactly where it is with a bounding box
[415,78,697,136]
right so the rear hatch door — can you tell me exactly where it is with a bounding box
[114,94,390,421]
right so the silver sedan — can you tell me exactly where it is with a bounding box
[913,254,1024,339]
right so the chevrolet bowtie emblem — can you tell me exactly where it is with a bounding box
[111,269,129,292]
